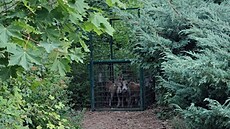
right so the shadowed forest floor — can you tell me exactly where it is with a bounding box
[82,109,172,129]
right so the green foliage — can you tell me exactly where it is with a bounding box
[84,12,115,35]
[159,0,230,107]
[68,62,90,109]
[177,98,230,129]
[122,0,230,105]
[68,82,90,109]
[0,0,129,128]
[0,0,120,77]
[121,0,230,128]
[0,68,83,129]
[91,20,136,60]
[106,0,126,9]
[0,82,28,129]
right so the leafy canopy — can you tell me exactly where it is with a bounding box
[0,0,125,77]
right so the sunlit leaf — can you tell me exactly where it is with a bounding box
[83,21,103,35]
[22,0,35,14]
[106,0,126,9]
[79,38,90,52]
[84,13,115,36]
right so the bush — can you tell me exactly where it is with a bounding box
[68,81,90,109]
[0,68,83,129]
[177,98,230,129]
[67,63,90,109]
[0,82,28,129]
[121,0,230,128]
[121,0,230,106]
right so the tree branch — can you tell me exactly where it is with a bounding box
[168,0,181,17]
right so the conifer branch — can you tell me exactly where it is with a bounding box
[168,0,181,17]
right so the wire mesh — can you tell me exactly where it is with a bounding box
[91,61,155,111]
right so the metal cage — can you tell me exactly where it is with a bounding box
[90,60,155,111]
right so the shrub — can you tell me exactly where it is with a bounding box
[0,68,83,129]
[0,82,28,129]
[121,0,230,106]
[121,0,230,128]
[67,63,90,109]
[177,98,230,129]
[68,81,90,109]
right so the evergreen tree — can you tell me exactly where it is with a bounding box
[122,0,230,128]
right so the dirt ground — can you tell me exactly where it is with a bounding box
[82,109,171,129]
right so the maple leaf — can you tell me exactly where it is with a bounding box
[75,0,89,15]
[84,13,115,36]
[39,41,60,53]
[51,58,70,76]
[8,46,41,70]
[69,47,85,63]
[0,24,14,44]
[0,24,23,45]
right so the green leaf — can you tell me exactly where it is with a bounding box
[69,47,85,63]
[39,41,60,53]
[8,43,17,51]
[14,21,41,34]
[84,13,115,36]
[57,0,69,12]
[0,24,23,45]
[8,46,41,70]
[22,0,35,14]
[38,0,58,12]
[0,42,16,49]
[106,0,126,9]
[69,0,90,22]
[36,126,42,129]
[79,38,90,52]
[0,66,17,80]
[75,0,89,15]
[44,28,60,41]
[47,123,55,129]
[51,58,70,76]
[83,21,103,35]
[69,12,83,22]
[92,13,115,35]
[0,24,14,44]
[106,0,113,6]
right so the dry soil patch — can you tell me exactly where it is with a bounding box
[82,109,171,129]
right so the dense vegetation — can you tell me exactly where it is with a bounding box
[1,0,229,129]
[0,0,124,128]
[121,0,230,129]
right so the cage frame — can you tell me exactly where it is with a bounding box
[90,59,147,111]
